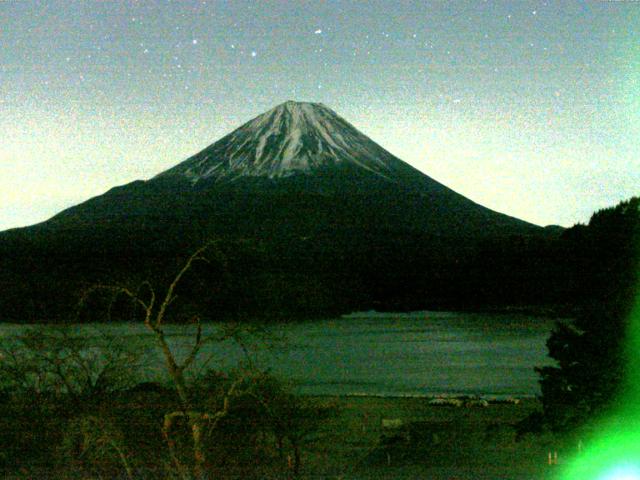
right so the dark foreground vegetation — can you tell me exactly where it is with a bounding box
[0,322,571,480]
[0,197,636,478]
[0,354,584,480]
[0,327,335,479]
[534,196,640,432]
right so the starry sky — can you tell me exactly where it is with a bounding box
[1,0,638,230]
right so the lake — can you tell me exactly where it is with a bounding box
[0,311,561,398]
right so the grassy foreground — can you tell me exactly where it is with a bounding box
[1,389,583,479]
[296,395,573,480]
[0,323,575,480]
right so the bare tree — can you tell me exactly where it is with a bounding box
[82,241,244,479]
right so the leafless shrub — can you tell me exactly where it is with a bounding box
[0,326,142,403]
[58,414,134,480]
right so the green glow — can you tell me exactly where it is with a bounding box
[560,428,640,479]
[599,464,640,480]
[559,283,640,479]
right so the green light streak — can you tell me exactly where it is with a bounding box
[558,271,640,479]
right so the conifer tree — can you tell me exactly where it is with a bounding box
[536,198,639,430]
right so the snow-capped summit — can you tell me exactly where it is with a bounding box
[155,101,408,183]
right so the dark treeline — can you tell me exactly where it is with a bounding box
[0,197,637,323]
[533,196,640,432]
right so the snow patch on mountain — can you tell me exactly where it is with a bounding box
[155,101,406,183]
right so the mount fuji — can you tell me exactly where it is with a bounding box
[0,101,550,322]
[156,100,400,182]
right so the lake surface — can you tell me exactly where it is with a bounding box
[0,311,561,397]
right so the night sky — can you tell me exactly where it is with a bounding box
[2,0,638,230]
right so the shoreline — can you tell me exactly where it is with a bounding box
[304,391,536,402]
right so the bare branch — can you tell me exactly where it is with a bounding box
[137,280,156,315]
[155,242,217,328]
[179,316,203,373]
[203,376,245,438]
[162,412,185,475]
[82,284,152,318]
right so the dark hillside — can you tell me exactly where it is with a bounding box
[0,102,560,323]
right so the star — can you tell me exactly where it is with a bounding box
[532,10,537,15]
[251,51,257,57]
[192,39,198,45]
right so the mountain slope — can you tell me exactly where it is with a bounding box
[0,101,552,322]
[45,101,537,236]
[155,101,409,182]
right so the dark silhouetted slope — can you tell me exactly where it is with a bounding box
[0,101,553,322]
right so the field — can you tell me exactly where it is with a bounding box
[0,321,569,479]
[297,396,575,480]
[0,388,589,479]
